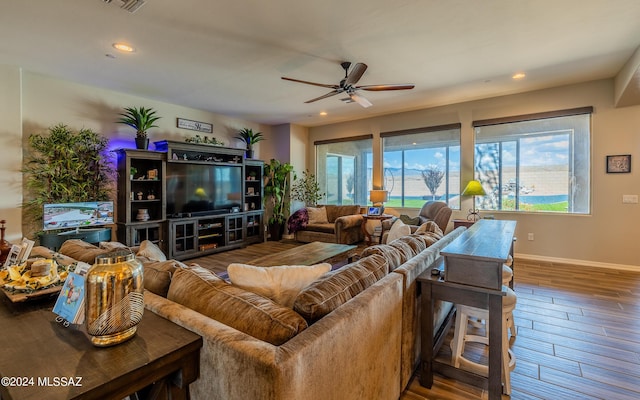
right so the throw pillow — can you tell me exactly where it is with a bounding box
[143,259,187,297]
[227,263,332,307]
[99,241,131,251]
[58,239,110,264]
[287,208,309,234]
[387,219,411,243]
[293,254,388,322]
[307,206,329,224]
[168,265,308,345]
[399,214,420,226]
[415,221,444,237]
[360,244,404,271]
[136,240,167,262]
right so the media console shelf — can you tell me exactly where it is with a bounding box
[115,141,264,260]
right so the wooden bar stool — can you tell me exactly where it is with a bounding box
[450,287,517,395]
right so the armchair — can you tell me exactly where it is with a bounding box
[380,201,452,244]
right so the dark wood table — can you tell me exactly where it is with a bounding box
[0,294,202,400]
[418,219,516,400]
[248,241,357,267]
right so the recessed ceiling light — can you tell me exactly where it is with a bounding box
[512,72,526,80]
[319,111,327,116]
[112,42,136,53]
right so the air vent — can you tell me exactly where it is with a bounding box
[120,0,146,13]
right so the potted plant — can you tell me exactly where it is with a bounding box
[130,167,137,180]
[235,128,264,158]
[291,170,325,206]
[22,123,115,237]
[117,106,161,150]
[263,159,294,241]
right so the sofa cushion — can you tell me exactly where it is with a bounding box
[293,254,388,322]
[227,262,331,307]
[325,205,360,223]
[168,265,307,345]
[307,206,328,224]
[386,239,415,264]
[143,259,187,297]
[99,241,131,251]
[415,221,444,238]
[303,222,335,234]
[58,239,111,264]
[387,219,411,242]
[397,235,427,255]
[136,240,167,262]
[360,244,405,271]
[411,233,440,248]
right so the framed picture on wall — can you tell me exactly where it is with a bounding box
[606,154,631,173]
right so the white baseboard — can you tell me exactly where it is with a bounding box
[515,252,640,272]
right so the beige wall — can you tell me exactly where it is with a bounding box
[309,79,640,268]
[0,66,24,242]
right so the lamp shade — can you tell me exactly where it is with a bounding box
[369,190,388,203]
[462,180,486,196]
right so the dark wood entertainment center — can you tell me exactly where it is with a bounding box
[116,141,264,260]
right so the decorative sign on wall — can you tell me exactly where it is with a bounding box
[606,154,631,173]
[177,118,213,133]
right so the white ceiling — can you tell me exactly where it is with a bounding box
[2,0,640,127]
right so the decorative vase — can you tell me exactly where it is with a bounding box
[245,149,254,159]
[85,250,144,347]
[135,137,149,150]
[0,220,11,264]
[136,209,150,221]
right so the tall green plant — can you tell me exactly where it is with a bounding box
[263,159,294,225]
[22,124,115,231]
[291,170,325,206]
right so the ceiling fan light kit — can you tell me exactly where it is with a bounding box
[282,61,414,108]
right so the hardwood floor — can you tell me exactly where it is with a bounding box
[188,243,640,400]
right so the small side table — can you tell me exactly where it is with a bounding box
[361,214,394,245]
[453,219,475,229]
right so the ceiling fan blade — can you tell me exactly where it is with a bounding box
[357,84,415,91]
[281,76,338,89]
[349,92,372,108]
[344,63,368,86]
[305,90,341,103]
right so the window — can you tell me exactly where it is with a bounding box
[315,135,373,205]
[473,107,591,214]
[382,124,461,209]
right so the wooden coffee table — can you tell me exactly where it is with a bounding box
[248,241,358,267]
[0,295,202,400]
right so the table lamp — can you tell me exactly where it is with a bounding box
[461,180,486,221]
[369,189,388,212]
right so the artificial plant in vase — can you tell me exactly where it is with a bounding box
[291,170,325,207]
[235,128,264,158]
[22,123,115,237]
[117,106,161,150]
[263,159,294,240]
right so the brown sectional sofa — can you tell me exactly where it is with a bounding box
[32,225,467,399]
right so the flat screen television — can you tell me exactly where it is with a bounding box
[166,163,243,216]
[43,201,114,231]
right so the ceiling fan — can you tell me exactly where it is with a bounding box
[281,62,414,108]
